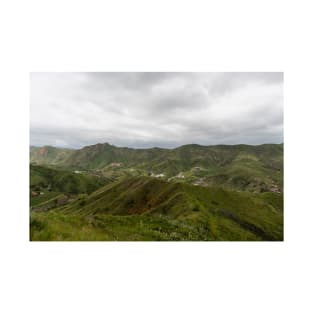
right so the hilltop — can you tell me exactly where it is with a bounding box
[30,145,74,165]
[30,164,113,210]
[30,143,283,193]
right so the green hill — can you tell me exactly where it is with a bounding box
[30,143,283,241]
[30,146,74,165]
[30,164,113,209]
[30,176,283,241]
[30,143,283,192]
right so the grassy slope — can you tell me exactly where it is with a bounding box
[30,143,283,192]
[30,176,283,241]
[30,146,74,165]
[30,164,112,210]
[30,164,109,194]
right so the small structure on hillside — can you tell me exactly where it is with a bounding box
[110,162,122,167]
[269,184,280,193]
[151,173,165,178]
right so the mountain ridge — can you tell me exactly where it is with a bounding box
[30,141,284,151]
[30,142,283,193]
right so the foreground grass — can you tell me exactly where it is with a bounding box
[30,176,283,241]
[30,210,271,241]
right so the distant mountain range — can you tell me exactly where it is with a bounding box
[30,143,283,193]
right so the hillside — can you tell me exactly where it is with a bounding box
[30,143,283,192]
[30,164,113,209]
[30,176,283,241]
[30,146,74,165]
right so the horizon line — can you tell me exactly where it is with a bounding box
[30,141,284,150]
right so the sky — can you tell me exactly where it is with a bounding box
[30,72,283,149]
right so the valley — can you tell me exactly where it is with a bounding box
[30,143,283,241]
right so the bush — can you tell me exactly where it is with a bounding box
[30,216,45,231]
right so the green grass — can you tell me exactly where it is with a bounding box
[30,191,60,206]
[30,211,262,241]
[30,176,283,241]
[30,164,108,194]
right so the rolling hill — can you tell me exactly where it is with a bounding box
[30,176,283,241]
[30,143,283,192]
[30,146,74,165]
[30,143,283,241]
[30,164,113,210]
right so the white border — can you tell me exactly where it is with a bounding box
[1,1,313,312]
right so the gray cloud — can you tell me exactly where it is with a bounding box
[30,72,283,148]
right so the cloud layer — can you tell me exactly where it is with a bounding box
[30,72,283,148]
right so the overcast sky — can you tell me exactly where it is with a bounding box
[30,72,283,149]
